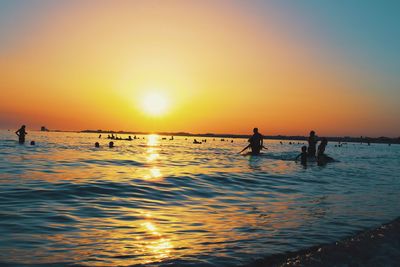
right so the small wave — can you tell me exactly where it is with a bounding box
[81,159,144,166]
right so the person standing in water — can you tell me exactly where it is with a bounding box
[248,128,264,155]
[307,130,318,157]
[296,146,308,166]
[15,125,27,144]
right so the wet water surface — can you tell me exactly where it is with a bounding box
[0,131,399,266]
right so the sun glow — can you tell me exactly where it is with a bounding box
[140,92,169,116]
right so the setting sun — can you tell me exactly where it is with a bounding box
[140,92,170,117]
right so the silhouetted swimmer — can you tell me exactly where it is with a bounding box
[240,128,266,155]
[193,139,202,144]
[128,136,132,141]
[317,138,334,166]
[296,146,308,166]
[307,130,318,157]
[95,142,100,148]
[109,141,114,148]
[280,141,283,145]
[231,140,233,143]
[170,136,174,140]
[98,134,102,138]
[15,125,27,144]
[107,135,111,139]
[30,141,35,146]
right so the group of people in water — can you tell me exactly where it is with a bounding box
[241,128,334,166]
[15,124,333,166]
[295,131,334,166]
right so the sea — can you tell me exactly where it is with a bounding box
[0,130,399,266]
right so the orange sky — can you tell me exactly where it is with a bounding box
[1,1,399,136]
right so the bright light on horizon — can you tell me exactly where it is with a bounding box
[140,92,170,117]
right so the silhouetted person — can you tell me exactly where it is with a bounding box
[248,128,264,155]
[317,138,334,166]
[95,142,100,148]
[15,125,27,144]
[296,146,308,166]
[30,141,35,146]
[193,139,201,144]
[128,136,132,140]
[98,134,102,138]
[109,141,114,148]
[308,130,318,157]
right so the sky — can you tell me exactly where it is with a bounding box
[0,0,399,137]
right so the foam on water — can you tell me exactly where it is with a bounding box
[0,130,399,266]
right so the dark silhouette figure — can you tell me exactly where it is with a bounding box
[308,130,318,157]
[128,136,132,141]
[317,138,334,166]
[248,128,264,155]
[193,139,202,144]
[30,141,35,146]
[98,134,102,138]
[15,125,27,144]
[296,146,308,166]
[95,142,100,148]
[109,141,114,148]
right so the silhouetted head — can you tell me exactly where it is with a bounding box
[310,130,315,136]
[109,141,114,148]
[95,142,100,148]
[21,125,26,129]
[301,146,307,152]
[30,141,35,146]
[253,128,259,134]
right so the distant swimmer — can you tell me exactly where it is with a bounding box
[193,139,202,144]
[98,134,102,138]
[30,141,35,146]
[128,136,132,141]
[15,125,27,144]
[317,138,334,166]
[307,130,318,157]
[95,142,100,148]
[109,141,114,148]
[240,128,267,155]
[295,146,308,166]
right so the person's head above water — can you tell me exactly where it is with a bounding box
[253,128,259,134]
[30,141,35,146]
[301,146,307,152]
[95,142,100,148]
[109,141,114,148]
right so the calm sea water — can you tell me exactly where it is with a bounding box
[0,130,399,266]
